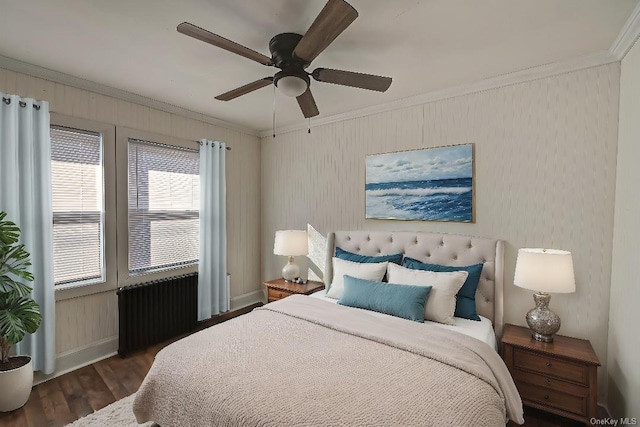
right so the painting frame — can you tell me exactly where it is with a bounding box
[365,143,475,223]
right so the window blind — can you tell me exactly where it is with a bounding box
[51,126,104,285]
[128,139,200,274]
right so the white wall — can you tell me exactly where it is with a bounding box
[0,68,262,375]
[608,39,640,418]
[261,63,620,402]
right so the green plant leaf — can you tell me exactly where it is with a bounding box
[0,212,20,247]
[0,212,36,300]
[0,277,33,296]
[0,211,40,343]
[0,294,42,345]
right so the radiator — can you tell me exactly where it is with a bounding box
[117,273,198,357]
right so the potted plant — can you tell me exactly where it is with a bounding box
[0,211,42,412]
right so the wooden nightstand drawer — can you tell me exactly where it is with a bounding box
[512,369,588,396]
[514,348,588,385]
[268,288,292,301]
[517,381,587,416]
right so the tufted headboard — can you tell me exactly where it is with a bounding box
[324,231,505,338]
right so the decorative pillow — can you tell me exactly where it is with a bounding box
[335,247,403,265]
[337,275,432,322]
[326,257,388,299]
[387,263,468,325]
[402,257,484,321]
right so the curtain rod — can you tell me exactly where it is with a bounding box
[129,137,230,152]
[3,97,229,151]
[129,137,199,153]
[2,96,42,110]
[197,140,231,151]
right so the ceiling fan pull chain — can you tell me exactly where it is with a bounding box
[272,84,276,138]
[308,117,311,134]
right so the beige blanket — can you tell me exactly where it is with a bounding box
[134,295,524,426]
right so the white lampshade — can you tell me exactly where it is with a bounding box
[273,230,308,256]
[514,248,576,294]
[276,76,308,97]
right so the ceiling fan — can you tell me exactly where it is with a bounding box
[177,0,392,119]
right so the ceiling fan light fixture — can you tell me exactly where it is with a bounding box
[182,0,391,118]
[275,75,308,97]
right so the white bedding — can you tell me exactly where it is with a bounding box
[310,290,498,350]
[135,296,524,425]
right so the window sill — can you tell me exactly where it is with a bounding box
[121,264,198,287]
[55,280,117,301]
[54,265,199,301]
[128,262,198,278]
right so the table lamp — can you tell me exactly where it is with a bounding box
[514,248,575,342]
[273,230,308,281]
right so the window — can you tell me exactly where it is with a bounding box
[127,139,200,275]
[50,126,104,286]
[50,118,196,298]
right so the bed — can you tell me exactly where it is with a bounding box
[134,230,524,426]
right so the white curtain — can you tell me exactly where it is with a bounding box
[198,139,228,320]
[0,93,55,374]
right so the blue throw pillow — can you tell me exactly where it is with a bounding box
[335,247,403,265]
[337,275,432,322]
[402,257,484,321]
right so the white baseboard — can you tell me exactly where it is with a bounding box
[34,336,118,385]
[230,289,265,311]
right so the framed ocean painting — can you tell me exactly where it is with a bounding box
[365,144,474,222]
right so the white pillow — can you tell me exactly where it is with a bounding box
[326,257,388,299]
[387,263,468,325]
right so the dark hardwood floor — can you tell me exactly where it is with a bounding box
[1,301,603,427]
[508,406,606,426]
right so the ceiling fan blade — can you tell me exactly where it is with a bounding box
[215,77,273,101]
[312,68,392,92]
[293,0,358,65]
[296,88,320,118]
[177,22,273,66]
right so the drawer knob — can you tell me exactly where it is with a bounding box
[546,362,552,367]
[546,378,551,384]
[544,395,549,400]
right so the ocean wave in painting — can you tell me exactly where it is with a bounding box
[366,178,472,221]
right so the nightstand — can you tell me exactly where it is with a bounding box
[502,324,600,424]
[263,278,325,302]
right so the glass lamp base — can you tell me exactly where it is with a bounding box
[526,292,561,343]
[531,331,555,343]
[282,257,300,282]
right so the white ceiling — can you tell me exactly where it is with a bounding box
[0,0,637,133]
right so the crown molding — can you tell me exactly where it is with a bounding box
[258,50,617,138]
[0,45,621,140]
[0,55,260,137]
[610,2,640,60]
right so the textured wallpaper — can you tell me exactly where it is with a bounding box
[261,63,620,401]
[608,38,640,418]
